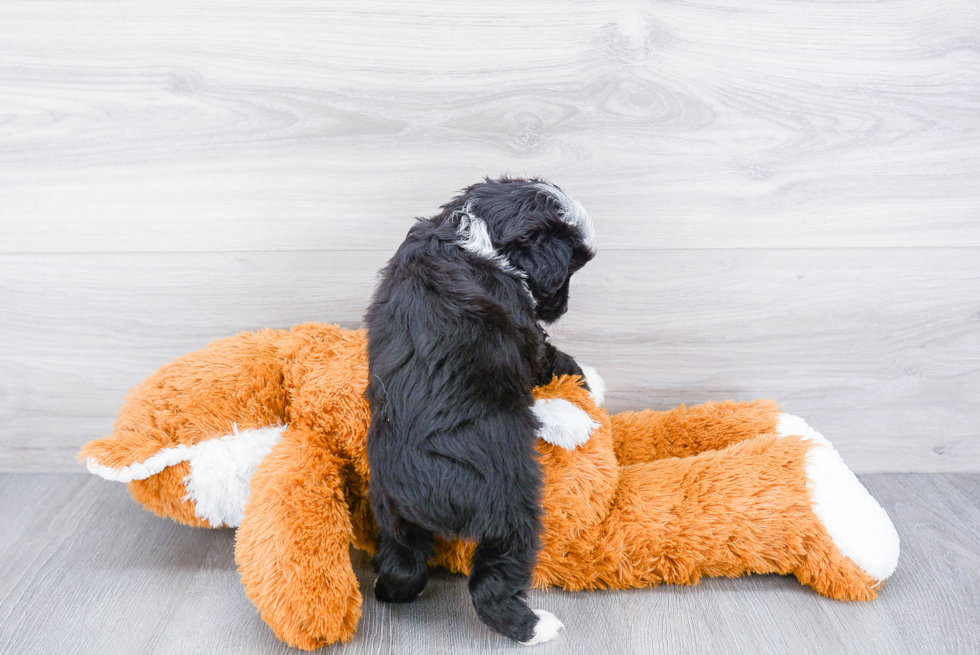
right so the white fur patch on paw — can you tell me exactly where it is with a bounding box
[579,364,605,407]
[532,399,599,450]
[777,414,901,581]
[520,609,564,646]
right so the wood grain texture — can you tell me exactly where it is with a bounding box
[1,0,978,473]
[1,0,979,252]
[1,472,978,654]
[1,249,977,473]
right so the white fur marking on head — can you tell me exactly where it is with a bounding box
[578,364,605,406]
[456,204,498,261]
[532,398,598,449]
[534,183,595,252]
[455,204,525,278]
[455,204,535,304]
[520,609,564,646]
[776,413,900,581]
[86,424,286,528]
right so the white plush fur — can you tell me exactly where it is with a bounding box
[776,414,900,581]
[182,425,285,527]
[86,445,193,484]
[578,364,605,406]
[86,424,285,528]
[532,398,599,450]
[520,609,564,646]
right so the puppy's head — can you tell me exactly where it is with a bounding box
[445,177,595,323]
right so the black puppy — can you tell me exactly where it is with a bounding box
[365,177,595,644]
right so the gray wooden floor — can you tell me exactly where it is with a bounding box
[2,473,978,655]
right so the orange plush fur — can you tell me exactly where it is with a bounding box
[81,323,896,650]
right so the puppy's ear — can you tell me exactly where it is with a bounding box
[510,237,573,298]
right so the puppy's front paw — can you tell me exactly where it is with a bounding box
[519,609,565,646]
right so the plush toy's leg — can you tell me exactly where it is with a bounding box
[610,399,782,465]
[235,427,362,650]
[537,420,899,601]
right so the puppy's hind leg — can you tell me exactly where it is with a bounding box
[372,511,434,604]
[469,526,564,645]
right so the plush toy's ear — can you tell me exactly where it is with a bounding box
[235,427,362,650]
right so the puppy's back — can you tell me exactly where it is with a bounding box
[365,219,542,534]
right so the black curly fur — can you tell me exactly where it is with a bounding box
[365,177,594,642]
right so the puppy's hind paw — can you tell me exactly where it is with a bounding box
[520,609,565,646]
[374,573,426,604]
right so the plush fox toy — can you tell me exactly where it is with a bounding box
[80,323,900,650]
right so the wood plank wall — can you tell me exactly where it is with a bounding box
[1,0,978,472]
